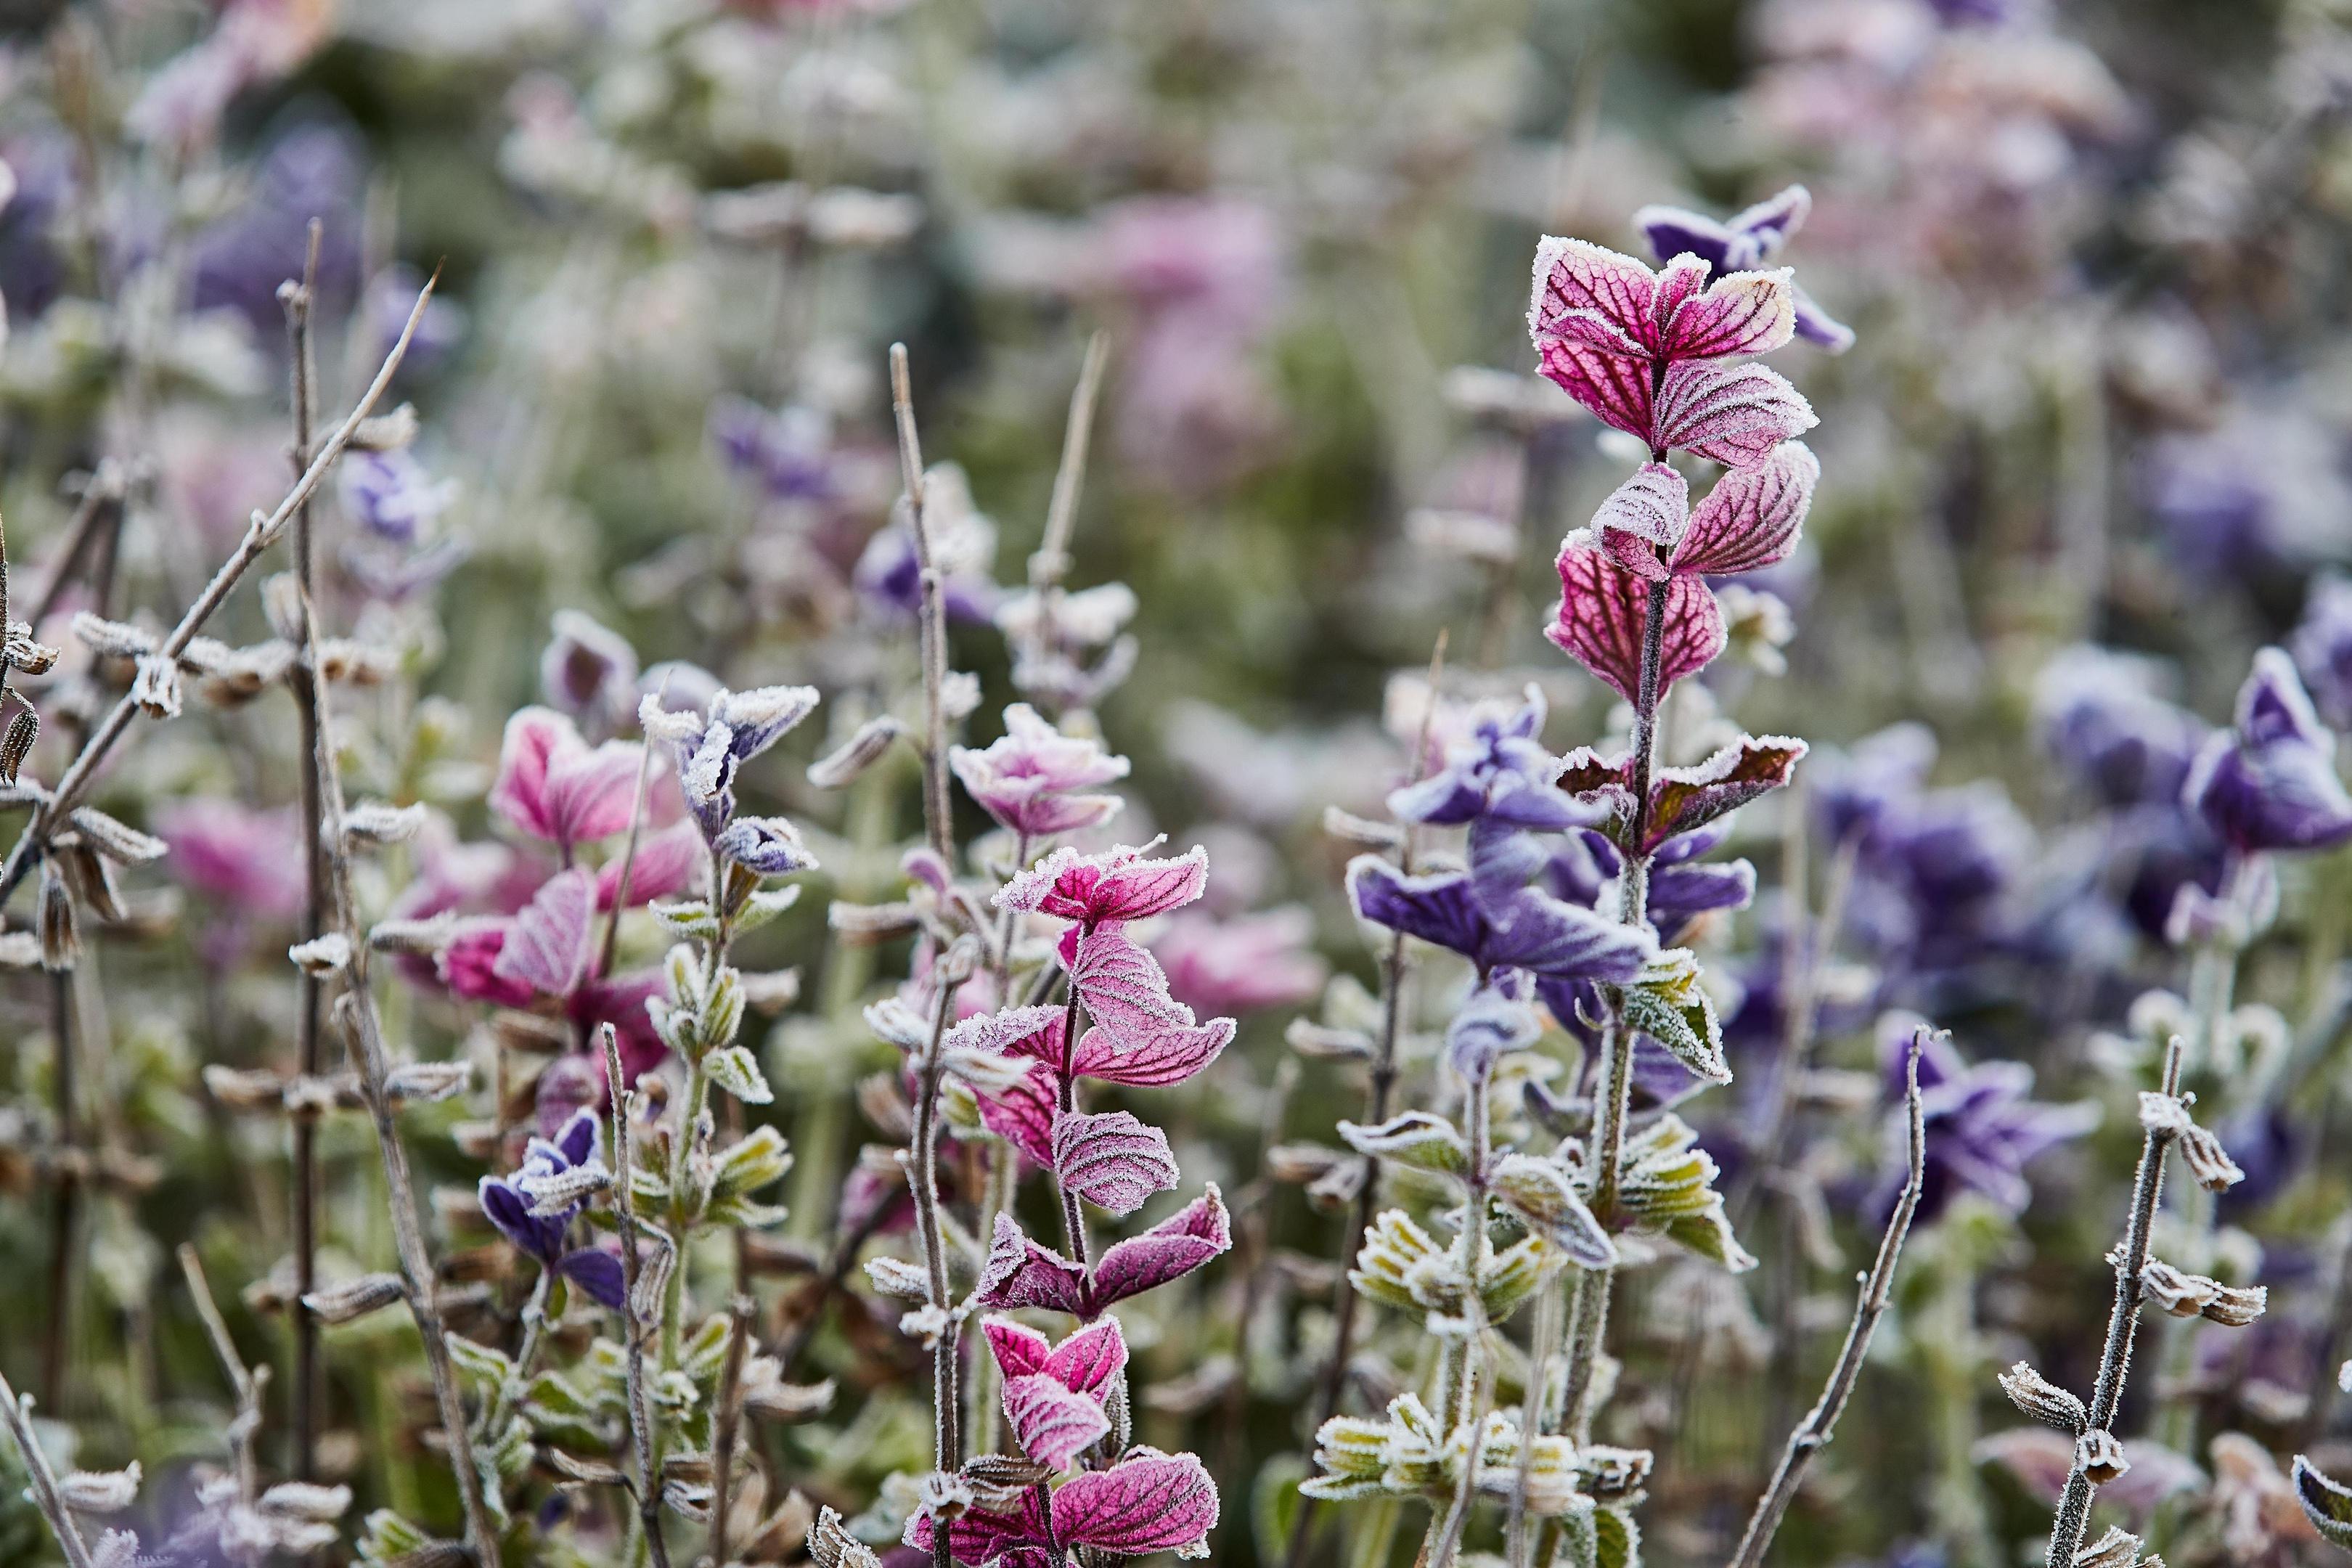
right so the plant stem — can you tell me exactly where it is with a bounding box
[0,274,441,910]
[606,1026,674,1568]
[910,969,964,1568]
[282,219,330,1486]
[2046,1038,2185,1568]
[42,967,78,1418]
[1728,1032,1930,1568]
[709,1293,754,1567]
[1424,1071,1494,1568]
[886,343,952,865]
[1556,581,1670,1447]
[0,1365,98,1568]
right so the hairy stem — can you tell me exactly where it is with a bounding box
[1424,1071,1494,1568]
[606,1026,674,1568]
[1728,1033,1929,1568]
[2047,1038,2185,1568]
[0,1365,98,1568]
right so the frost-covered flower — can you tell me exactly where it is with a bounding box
[338,449,458,547]
[2185,650,2352,855]
[156,799,306,924]
[1875,1015,2097,1222]
[490,708,643,850]
[2291,575,2352,730]
[711,814,817,876]
[2035,647,2210,810]
[854,462,1000,623]
[1634,184,1853,351]
[981,1315,1129,1470]
[910,1444,1219,1563]
[642,682,822,836]
[997,841,1209,926]
[950,705,1130,838]
[539,611,640,734]
[476,1108,626,1310]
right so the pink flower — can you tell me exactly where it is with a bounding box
[1528,237,1816,463]
[155,799,306,923]
[911,1447,1219,1564]
[968,999,1231,1173]
[490,706,643,849]
[982,1315,1127,1470]
[995,841,1209,925]
[438,867,669,1082]
[1154,906,1328,1016]
[1548,444,1821,700]
[950,704,1130,838]
[977,1186,1231,1320]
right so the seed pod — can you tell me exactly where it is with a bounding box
[2072,1525,2148,1568]
[203,1065,292,1111]
[2077,1429,2131,1485]
[2174,1122,2245,1193]
[343,801,429,847]
[350,403,420,452]
[0,706,38,784]
[71,612,155,659]
[368,915,454,954]
[809,1505,882,1568]
[542,1447,629,1488]
[68,807,166,865]
[130,654,181,719]
[4,622,60,674]
[38,854,78,970]
[57,1462,141,1513]
[319,638,399,686]
[1265,1143,1350,1185]
[827,900,922,944]
[1323,806,1404,848]
[807,714,905,789]
[520,1161,612,1216]
[1285,1018,1375,1061]
[262,573,308,643]
[54,841,122,923]
[288,934,352,977]
[0,930,39,968]
[385,1061,474,1105]
[302,1274,407,1326]
[1998,1361,2088,1434]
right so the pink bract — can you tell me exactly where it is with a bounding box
[995,840,1210,923]
[490,706,643,849]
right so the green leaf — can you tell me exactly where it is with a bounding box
[2295,1455,2352,1550]
[1476,1234,1565,1324]
[1336,1111,1469,1176]
[730,883,803,935]
[652,899,720,941]
[1617,950,1729,1085]
[1490,1154,1617,1270]
[1348,1209,1442,1310]
[1596,1503,1641,1568]
[443,1331,515,1397]
[711,1124,793,1201]
[1614,1114,1755,1273]
[703,1045,772,1105]
[355,1510,436,1565]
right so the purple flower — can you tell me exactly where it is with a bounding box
[1633,184,1854,351]
[338,449,457,547]
[2185,649,2352,855]
[709,397,842,502]
[2292,575,2352,730]
[364,263,466,377]
[1874,1016,2097,1224]
[1388,687,1587,835]
[1154,906,1328,1017]
[1347,855,1651,988]
[1646,825,1757,943]
[476,1109,626,1310]
[641,683,822,836]
[155,799,306,924]
[539,611,640,734]
[950,705,1130,838]
[189,121,364,332]
[711,815,817,876]
[1810,723,1937,849]
[2035,646,2210,810]
[853,464,1000,624]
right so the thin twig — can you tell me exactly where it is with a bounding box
[1424,1071,1495,1568]
[886,343,952,864]
[282,217,330,1485]
[2045,1037,2186,1568]
[1032,331,1110,595]
[179,1243,268,1506]
[708,1294,755,1567]
[907,949,968,1568]
[605,1025,675,1568]
[1727,1029,1930,1568]
[42,968,78,1416]
[0,272,444,910]
[0,1364,99,1568]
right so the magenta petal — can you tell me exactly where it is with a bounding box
[1548,540,1726,702]
[597,819,708,910]
[1529,237,1664,358]
[544,740,647,848]
[1670,441,1818,578]
[1533,335,1655,444]
[1050,1449,1220,1559]
[1593,462,1689,548]
[978,1213,1091,1316]
[1087,1185,1231,1312]
[1071,1016,1232,1088]
[1052,1109,1181,1217]
[998,842,1210,923]
[1658,266,1796,362]
[1069,926,1191,1041]
[1002,1373,1112,1471]
[1040,1317,1127,1395]
[981,1315,1054,1381]
[978,1069,1059,1169]
[1651,359,1816,468]
[492,867,596,999]
[489,708,568,841]
[441,918,536,1007]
